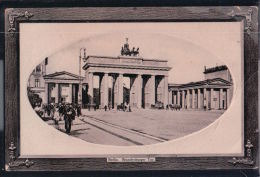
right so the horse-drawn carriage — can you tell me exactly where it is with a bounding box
[151,102,164,109]
[117,103,131,112]
[168,104,181,111]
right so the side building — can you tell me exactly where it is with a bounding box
[27,59,48,104]
[168,65,233,110]
[27,58,86,106]
[43,71,86,104]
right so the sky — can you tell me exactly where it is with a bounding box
[20,22,241,87]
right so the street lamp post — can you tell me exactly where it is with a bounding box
[79,48,86,108]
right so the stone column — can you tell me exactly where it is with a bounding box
[100,73,108,108]
[187,90,190,109]
[68,84,73,103]
[118,73,123,105]
[172,92,175,104]
[53,84,58,103]
[88,72,93,104]
[44,82,48,104]
[149,75,155,107]
[72,84,75,103]
[204,88,209,109]
[136,74,142,108]
[163,75,168,108]
[219,88,223,109]
[113,75,118,107]
[227,88,231,108]
[192,89,196,109]
[177,91,180,105]
[156,77,163,103]
[104,73,109,107]
[78,83,82,105]
[57,84,61,103]
[198,88,202,109]
[129,77,135,107]
[168,90,173,105]
[143,77,148,108]
[210,88,214,110]
[182,90,185,108]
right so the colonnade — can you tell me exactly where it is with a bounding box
[45,83,79,104]
[169,88,231,110]
[87,72,169,109]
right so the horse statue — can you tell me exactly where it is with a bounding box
[132,47,139,56]
[121,38,140,56]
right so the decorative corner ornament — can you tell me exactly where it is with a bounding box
[228,139,254,166]
[227,8,253,34]
[7,142,34,169]
[8,10,33,32]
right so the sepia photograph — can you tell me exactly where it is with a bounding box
[27,33,234,146]
[3,6,258,172]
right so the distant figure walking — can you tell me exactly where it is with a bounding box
[53,107,60,129]
[64,105,76,134]
[76,104,81,117]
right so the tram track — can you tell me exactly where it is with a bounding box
[80,115,167,146]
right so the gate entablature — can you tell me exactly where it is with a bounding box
[82,55,171,75]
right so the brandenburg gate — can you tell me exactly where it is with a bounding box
[82,55,172,109]
[35,39,233,110]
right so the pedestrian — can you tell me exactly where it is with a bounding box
[76,104,81,117]
[53,107,60,129]
[58,103,64,121]
[64,105,76,134]
[46,104,50,116]
[50,103,55,119]
[34,105,42,117]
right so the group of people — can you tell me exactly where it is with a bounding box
[87,102,131,112]
[34,103,82,134]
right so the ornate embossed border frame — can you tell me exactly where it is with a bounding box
[3,7,259,171]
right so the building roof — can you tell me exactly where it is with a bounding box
[169,78,232,90]
[44,71,84,80]
[84,55,168,62]
[203,65,228,74]
[168,83,181,87]
[181,78,231,87]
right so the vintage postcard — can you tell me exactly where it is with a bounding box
[3,7,258,171]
